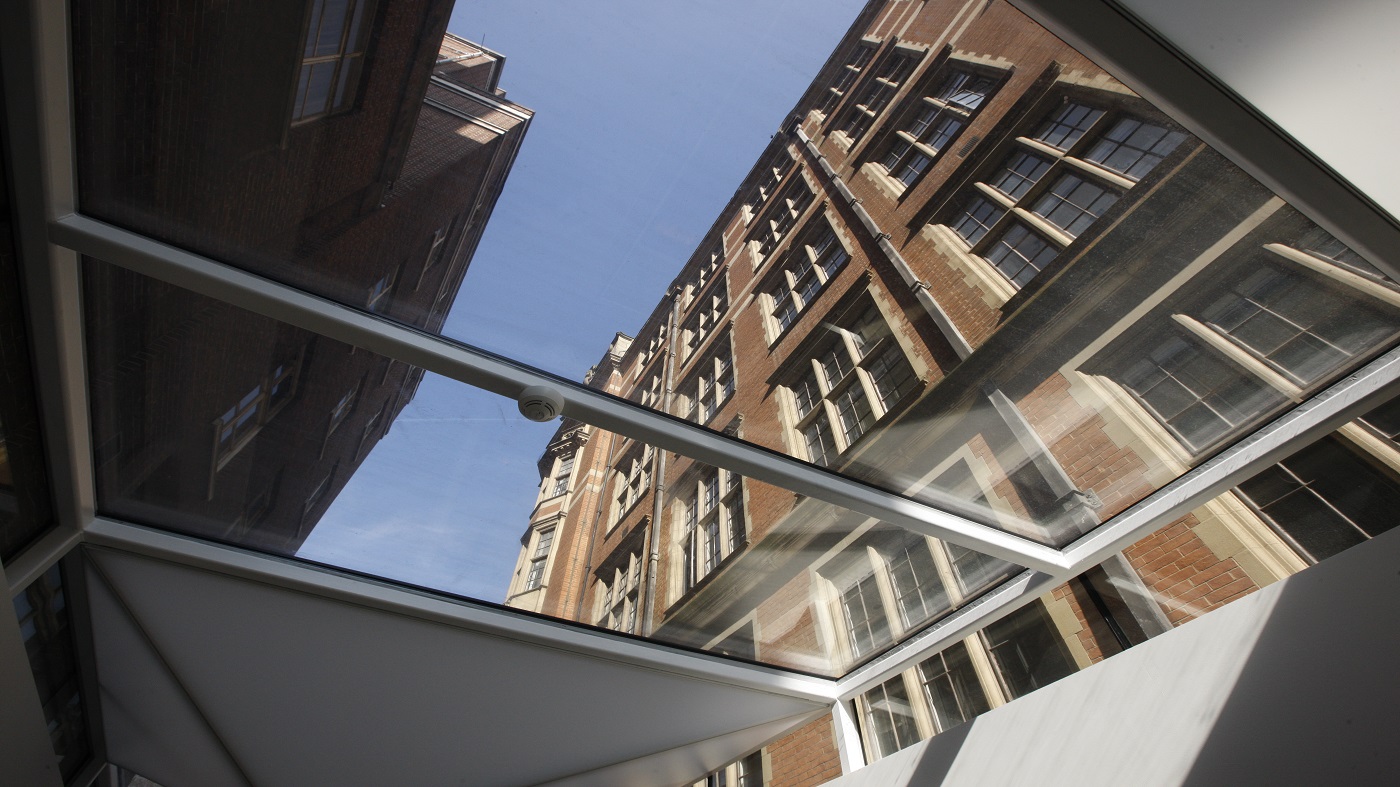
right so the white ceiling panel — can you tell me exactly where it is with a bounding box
[86,547,826,787]
[85,561,250,787]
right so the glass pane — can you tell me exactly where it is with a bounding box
[83,261,1020,677]
[12,565,93,782]
[69,0,1400,551]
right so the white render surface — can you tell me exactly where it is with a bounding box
[1117,0,1400,221]
[822,525,1400,787]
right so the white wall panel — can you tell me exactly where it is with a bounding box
[1118,0,1400,219]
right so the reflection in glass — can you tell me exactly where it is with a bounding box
[917,641,990,734]
[855,386,1400,762]
[73,2,530,338]
[60,0,1400,778]
[862,676,920,760]
[12,565,91,782]
[508,408,1023,675]
[85,260,396,554]
[84,262,1019,676]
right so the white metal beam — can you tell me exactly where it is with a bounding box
[83,517,842,705]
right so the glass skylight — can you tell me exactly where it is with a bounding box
[68,0,1399,560]
[0,0,1392,782]
[65,0,1400,683]
[83,259,1025,677]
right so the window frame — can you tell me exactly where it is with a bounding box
[321,376,364,458]
[680,274,730,366]
[290,0,377,125]
[594,549,642,633]
[675,465,747,598]
[210,348,307,482]
[678,335,736,426]
[834,49,919,145]
[870,64,1003,193]
[548,451,576,498]
[609,444,654,530]
[815,41,877,118]
[761,216,853,343]
[524,526,556,591]
[747,177,815,267]
[936,93,1188,292]
[784,301,920,467]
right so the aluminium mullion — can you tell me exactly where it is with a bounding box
[83,516,840,705]
[49,212,1070,575]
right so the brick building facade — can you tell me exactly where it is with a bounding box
[505,1,1398,784]
[76,0,531,553]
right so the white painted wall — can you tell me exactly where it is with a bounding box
[823,524,1400,787]
[1117,0,1400,220]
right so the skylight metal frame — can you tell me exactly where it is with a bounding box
[3,0,1400,779]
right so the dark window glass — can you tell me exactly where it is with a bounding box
[1119,335,1288,451]
[834,384,875,445]
[820,45,875,114]
[1360,397,1400,442]
[1034,102,1105,150]
[1298,229,1388,280]
[868,346,916,410]
[1237,436,1400,563]
[1084,117,1186,181]
[990,151,1052,199]
[948,540,1014,594]
[1200,263,1397,386]
[985,223,1059,288]
[886,535,949,627]
[864,676,920,758]
[1030,173,1119,238]
[951,196,1006,245]
[804,419,835,466]
[917,641,991,732]
[737,751,764,787]
[842,573,892,657]
[12,565,92,782]
[879,70,994,188]
[983,602,1077,698]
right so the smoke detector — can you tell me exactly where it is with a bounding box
[518,385,564,422]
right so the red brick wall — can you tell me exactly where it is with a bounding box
[767,715,844,787]
[1123,517,1262,626]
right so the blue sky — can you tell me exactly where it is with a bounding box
[298,0,863,602]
